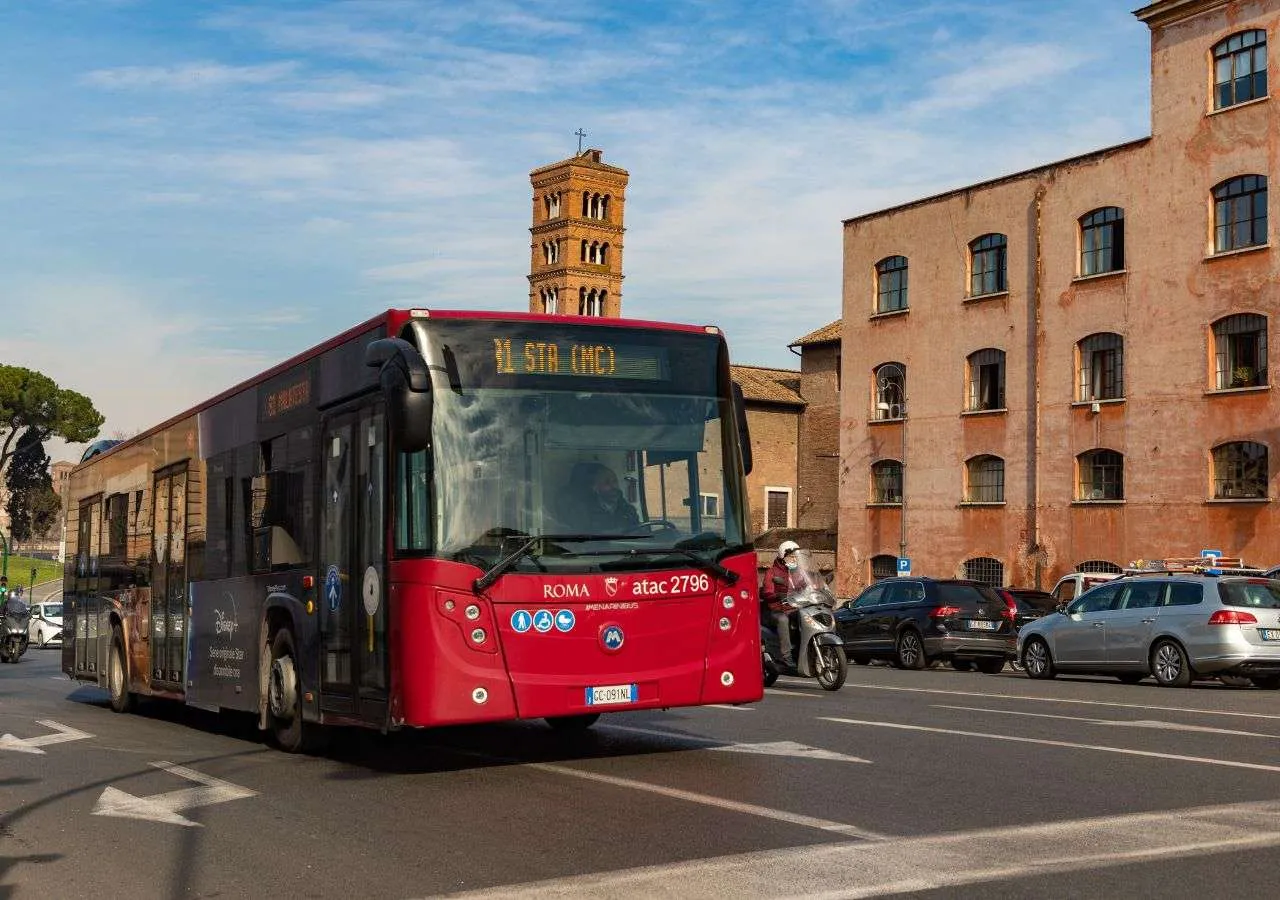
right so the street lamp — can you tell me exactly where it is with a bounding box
[875,363,908,564]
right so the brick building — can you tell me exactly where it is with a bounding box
[837,0,1280,594]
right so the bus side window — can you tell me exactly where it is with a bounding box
[249,430,313,573]
[396,449,431,552]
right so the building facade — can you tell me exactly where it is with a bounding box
[528,148,628,317]
[837,0,1280,594]
[790,321,842,531]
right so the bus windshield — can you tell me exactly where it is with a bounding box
[396,320,748,573]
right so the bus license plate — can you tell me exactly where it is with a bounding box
[967,620,998,631]
[586,684,637,706]
[1259,629,1280,642]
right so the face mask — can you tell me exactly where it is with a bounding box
[785,560,798,570]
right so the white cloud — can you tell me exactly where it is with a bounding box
[83,60,299,90]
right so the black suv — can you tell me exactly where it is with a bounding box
[834,578,1015,672]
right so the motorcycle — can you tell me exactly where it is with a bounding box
[761,550,848,691]
[1,597,32,664]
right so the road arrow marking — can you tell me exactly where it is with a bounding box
[92,761,257,827]
[0,720,94,755]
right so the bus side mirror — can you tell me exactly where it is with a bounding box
[365,338,433,452]
[732,381,753,476]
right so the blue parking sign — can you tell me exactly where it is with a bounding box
[897,557,911,574]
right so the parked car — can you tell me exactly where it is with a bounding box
[1048,571,1121,606]
[1001,588,1056,628]
[1018,574,1280,688]
[28,601,63,648]
[835,578,1015,672]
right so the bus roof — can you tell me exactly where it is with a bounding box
[72,308,722,470]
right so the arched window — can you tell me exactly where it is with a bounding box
[875,255,909,313]
[965,455,1004,503]
[599,290,608,313]
[549,193,561,218]
[602,195,610,221]
[1078,333,1124,401]
[541,287,558,314]
[1213,441,1268,499]
[1213,314,1268,389]
[1076,559,1122,574]
[1214,30,1268,110]
[873,362,905,421]
[969,233,1007,296]
[871,460,902,504]
[964,557,1004,587]
[966,349,1006,411]
[1214,175,1268,253]
[600,242,609,265]
[578,286,586,314]
[1080,207,1125,276]
[1077,449,1124,501]
[870,554,897,581]
[582,192,590,217]
[543,195,551,220]
[580,240,589,262]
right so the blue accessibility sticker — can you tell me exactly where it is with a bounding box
[325,565,342,612]
[532,609,554,633]
[554,609,575,633]
[511,610,532,633]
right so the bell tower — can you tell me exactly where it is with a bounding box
[529,147,628,317]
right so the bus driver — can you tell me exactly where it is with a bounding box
[564,462,640,534]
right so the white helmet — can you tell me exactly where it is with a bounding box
[777,540,800,558]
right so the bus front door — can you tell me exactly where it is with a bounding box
[319,405,389,726]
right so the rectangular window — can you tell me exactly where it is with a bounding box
[106,493,128,559]
[968,349,1006,411]
[1081,210,1125,276]
[966,459,1004,503]
[765,489,790,530]
[396,450,432,552]
[1079,336,1124,401]
[699,493,720,518]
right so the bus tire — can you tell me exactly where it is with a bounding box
[108,625,135,714]
[546,714,600,732]
[267,628,316,753]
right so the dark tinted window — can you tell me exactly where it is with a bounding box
[1218,580,1280,609]
[1120,582,1164,610]
[1164,583,1204,607]
[852,584,887,608]
[1070,582,1121,614]
[886,581,927,605]
[936,582,1000,608]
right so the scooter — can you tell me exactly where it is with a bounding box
[761,550,848,691]
[1,598,31,664]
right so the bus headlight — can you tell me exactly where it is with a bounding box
[465,604,481,620]
[470,628,486,644]
[720,671,735,686]
[722,595,735,609]
[718,617,731,631]
[472,687,488,704]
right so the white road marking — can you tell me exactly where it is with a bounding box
[765,688,820,699]
[602,723,871,764]
[935,704,1280,738]
[92,761,257,828]
[528,761,884,840]
[444,798,1280,898]
[0,720,93,755]
[440,798,1280,898]
[705,704,753,711]
[822,717,1280,774]
[845,681,1280,720]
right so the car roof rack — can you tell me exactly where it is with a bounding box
[1123,556,1265,577]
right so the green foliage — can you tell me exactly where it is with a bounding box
[0,364,104,475]
[5,428,54,542]
[0,554,62,587]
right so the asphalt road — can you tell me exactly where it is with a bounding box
[5,649,1280,899]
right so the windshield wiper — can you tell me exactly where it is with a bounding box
[594,547,739,585]
[471,533,641,593]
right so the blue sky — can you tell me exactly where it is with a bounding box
[0,0,1153,459]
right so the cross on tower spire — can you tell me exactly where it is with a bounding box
[575,128,587,154]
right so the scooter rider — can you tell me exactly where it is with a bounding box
[760,540,806,668]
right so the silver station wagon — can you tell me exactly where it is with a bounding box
[1017,574,1280,688]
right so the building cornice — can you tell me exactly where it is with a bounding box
[530,220,625,237]
[1133,0,1232,29]
[527,269,625,284]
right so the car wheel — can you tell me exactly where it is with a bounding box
[975,658,1005,675]
[895,630,927,670]
[546,714,601,731]
[1022,638,1055,679]
[952,659,974,672]
[1116,673,1145,685]
[1250,675,1280,690]
[1151,640,1193,688]
[108,625,136,714]
[812,644,848,691]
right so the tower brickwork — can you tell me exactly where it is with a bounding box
[528,148,628,317]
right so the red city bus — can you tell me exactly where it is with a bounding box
[62,309,760,750]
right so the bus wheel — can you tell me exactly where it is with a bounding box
[546,714,600,732]
[108,625,135,714]
[267,629,308,752]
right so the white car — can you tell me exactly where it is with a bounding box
[28,601,63,648]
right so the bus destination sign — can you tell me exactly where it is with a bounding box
[491,337,668,381]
